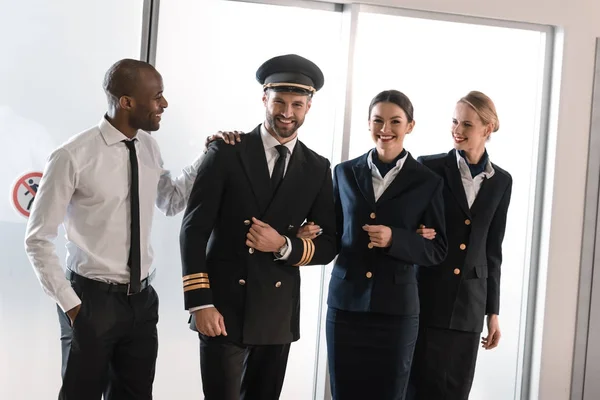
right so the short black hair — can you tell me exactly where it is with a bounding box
[103,58,157,105]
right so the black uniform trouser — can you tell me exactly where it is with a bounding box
[408,326,480,400]
[56,274,159,400]
[199,335,291,400]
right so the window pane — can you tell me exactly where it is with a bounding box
[155,1,343,398]
[350,11,547,400]
[0,1,144,397]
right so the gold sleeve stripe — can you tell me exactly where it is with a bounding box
[294,238,308,266]
[184,278,209,287]
[304,239,315,265]
[183,272,208,281]
[299,239,315,266]
[300,238,310,265]
[183,283,210,292]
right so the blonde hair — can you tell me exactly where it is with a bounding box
[458,91,500,133]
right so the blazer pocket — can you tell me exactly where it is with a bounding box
[475,265,488,279]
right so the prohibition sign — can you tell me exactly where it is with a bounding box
[11,171,43,218]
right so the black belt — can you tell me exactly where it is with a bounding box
[66,269,155,295]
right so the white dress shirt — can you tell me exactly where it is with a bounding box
[455,150,495,208]
[367,149,409,201]
[260,124,296,175]
[25,117,204,312]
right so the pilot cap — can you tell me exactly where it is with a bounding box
[256,54,324,95]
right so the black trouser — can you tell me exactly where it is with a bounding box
[199,335,291,400]
[57,274,159,400]
[408,326,480,400]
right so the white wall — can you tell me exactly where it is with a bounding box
[331,0,599,398]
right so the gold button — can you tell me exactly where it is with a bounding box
[275,281,282,288]
[366,271,373,279]
[367,243,374,249]
[370,212,376,219]
[244,220,251,226]
[459,243,466,250]
[454,268,461,275]
[248,248,254,254]
[238,279,246,286]
[465,219,471,225]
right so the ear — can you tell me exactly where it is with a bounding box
[305,98,312,113]
[119,95,134,111]
[484,123,493,137]
[406,120,416,134]
[262,91,268,107]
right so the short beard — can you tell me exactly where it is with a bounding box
[130,113,158,132]
[266,112,301,139]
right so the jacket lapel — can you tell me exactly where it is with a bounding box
[377,153,420,204]
[265,140,307,211]
[352,154,376,208]
[238,126,272,215]
[470,170,504,217]
[444,150,472,217]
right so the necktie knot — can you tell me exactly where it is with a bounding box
[123,139,137,151]
[271,145,288,193]
[275,144,287,159]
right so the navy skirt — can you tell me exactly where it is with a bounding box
[326,307,419,400]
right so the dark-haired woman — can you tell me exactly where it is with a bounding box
[409,91,512,400]
[323,90,448,399]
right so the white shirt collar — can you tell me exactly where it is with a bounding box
[455,149,495,178]
[99,116,139,146]
[367,149,408,172]
[260,124,297,155]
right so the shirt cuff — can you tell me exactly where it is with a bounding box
[274,236,292,261]
[189,304,214,313]
[56,286,82,313]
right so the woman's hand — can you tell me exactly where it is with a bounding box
[363,225,392,248]
[481,314,501,350]
[416,224,436,240]
[296,222,322,239]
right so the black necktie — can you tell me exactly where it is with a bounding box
[271,145,287,192]
[123,139,141,293]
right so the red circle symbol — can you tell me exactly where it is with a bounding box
[11,172,43,218]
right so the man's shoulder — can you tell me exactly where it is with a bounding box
[297,141,330,169]
[206,137,240,156]
[57,125,103,160]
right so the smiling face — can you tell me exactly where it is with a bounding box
[263,90,311,142]
[451,101,491,154]
[369,101,414,159]
[125,68,168,132]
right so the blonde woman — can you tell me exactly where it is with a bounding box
[409,91,512,400]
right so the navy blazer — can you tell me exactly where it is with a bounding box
[417,150,512,332]
[327,151,448,316]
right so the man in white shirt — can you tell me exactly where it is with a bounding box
[24,59,202,400]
